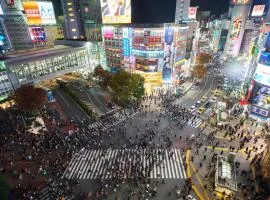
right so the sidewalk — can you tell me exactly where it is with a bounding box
[185,117,266,200]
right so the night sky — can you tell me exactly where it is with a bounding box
[53,0,270,23]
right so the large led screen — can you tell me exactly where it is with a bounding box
[251,5,265,17]
[100,0,131,24]
[23,1,56,25]
[253,63,270,87]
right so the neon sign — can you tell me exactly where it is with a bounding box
[229,17,242,40]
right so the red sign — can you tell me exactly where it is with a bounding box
[229,17,243,40]
[189,7,197,19]
[239,99,248,106]
[147,37,161,43]
[230,0,251,5]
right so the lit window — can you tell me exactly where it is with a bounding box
[67,2,72,5]
[70,19,75,22]
[85,7,88,12]
[68,8,73,11]
[72,29,77,32]
[69,13,74,17]
[73,36,78,39]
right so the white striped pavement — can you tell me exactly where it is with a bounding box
[62,148,186,180]
[87,109,138,131]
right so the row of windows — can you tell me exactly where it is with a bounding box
[0,90,12,97]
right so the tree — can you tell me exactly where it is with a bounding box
[196,53,212,64]
[0,175,10,200]
[94,65,105,78]
[94,65,112,87]
[191,64,207,80]
[131,73,145,100]
[101,70,113,87]
[110,70,145,105]
[13,85,47,112]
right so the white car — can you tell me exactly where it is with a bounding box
[210,96,217,102]
[189,105,196,112]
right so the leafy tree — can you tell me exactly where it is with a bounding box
[131,73,145,100]
[94,65,112,87]
[191,64,207,80]
[94,65,105,78]
[0,175,10,200]
[110,70,145,105]
[196,53,212,64]
[101,70,113,87]
[13,85,47,112]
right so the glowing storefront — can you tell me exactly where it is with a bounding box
[102,24,188,91]
[248,52,270,119]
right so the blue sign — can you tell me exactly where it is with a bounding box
[165,27,174,45]
[162,68,172,83]
[259,51,270,66]
[123,38,130,56]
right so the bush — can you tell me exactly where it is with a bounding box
[0,175,10,200]
[61,84,98,120]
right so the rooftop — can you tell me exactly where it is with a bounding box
[2,45,86,64]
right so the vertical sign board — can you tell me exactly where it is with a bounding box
[163,27,174,83]
[122,28,131,68]
[225,4,250,56]
[188,7,197,20]
[251,5,265,17]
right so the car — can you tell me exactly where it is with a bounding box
[86,83,93,88]
[201,96,207,102]
[190,85,196,90]
[214,90,220,97]
[195,100,201,107]
[189,105,196,112]
[205,101,211,108]
[210,96,217,102]
[197,107,206,115]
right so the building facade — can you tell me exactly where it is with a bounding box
[102,24,188,91]
[61,0,84,39]
[0,0,33,51]
[175,0,190,23]
[224,0,253,57]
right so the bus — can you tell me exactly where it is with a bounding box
[42,87,55,103]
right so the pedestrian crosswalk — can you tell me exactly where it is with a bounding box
[187,117,203,128]
[39,185,70,200]
[62,148,186,180]
[164,112,203,128]
[88,109,138,131]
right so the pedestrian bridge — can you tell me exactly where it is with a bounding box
[3,45,101,89]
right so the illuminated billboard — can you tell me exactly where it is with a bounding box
[188,7,197,19]
[254,63,270,86]
[229,17,243,40]
[100,0,131,24]
[230,0,252,5]
[251,5,265,17]
[0,4,3,15]
[23,1,56,25]
[163,27,174,83]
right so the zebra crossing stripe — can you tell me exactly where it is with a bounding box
[62,149,186,180]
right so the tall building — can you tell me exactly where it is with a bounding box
[61,0,84,39]
[0,17,12,54]
[102,24,188,92]
[224,0,253,57]
[0,0,33,51]
[175,0,190,23]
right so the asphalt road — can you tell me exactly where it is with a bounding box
[175,75,216,108]
[85,84,112,114]
[68,110,198,200]
[53,86,89,121]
